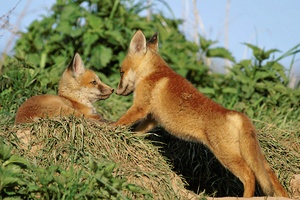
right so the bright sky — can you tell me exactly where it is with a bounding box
[1,0,299,78]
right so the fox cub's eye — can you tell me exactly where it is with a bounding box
[90,80,97,85]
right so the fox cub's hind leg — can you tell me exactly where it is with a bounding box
[215,150,256,197]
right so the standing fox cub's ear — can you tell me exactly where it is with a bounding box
[129,30,147,55]
[147,32,159,52]
[69,53,86,78]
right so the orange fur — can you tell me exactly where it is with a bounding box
[15,53,114,124]
[114,30,289,197]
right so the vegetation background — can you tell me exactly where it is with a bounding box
[0,0,299,199]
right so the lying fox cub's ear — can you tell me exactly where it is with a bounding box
[147,32,159,52]
[129,30,147,55]
[69,53,86,77]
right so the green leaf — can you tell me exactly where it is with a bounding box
[244,43,264,61]
[60,4,79,21]
[83,32,99,47]
[255,82,267,89]
[222,87,237,94]
[49,34,64,43]
[0,175,24,189]
[4,155,30,168]
[105,30,126,47]
[34,37,44,51]
[56,21,72,34]
[26,53,40,66]
[235,72,249,84]
[0,141,11,161]
[200,87,215,95]
[244,43,262,56]
[237,59,251,68]
[271,62,288,83]
[70,28,84,38]
[87,14,104,30]
[206,47,235,62]
[244,43,280,62]
[273,84,287,93]
[91,46,113,69]
[177,68,188,77]
[255,71,274,80]
[200,36,217,51]
[263,48,280,59]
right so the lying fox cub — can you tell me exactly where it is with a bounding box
[113,30,289,198]
[15,53,114,124]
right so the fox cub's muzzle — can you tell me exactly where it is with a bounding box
[116,79,134,96]
[98,83,114,99]
[115,68,135,96]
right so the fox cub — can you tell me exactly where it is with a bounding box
[113,30,289,198]
[15,53,114,124]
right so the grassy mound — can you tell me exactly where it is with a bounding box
[0,115,299,198]
[0,117,198,199]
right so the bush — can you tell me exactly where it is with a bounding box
[199,44,300,121]
[3,0,210,87]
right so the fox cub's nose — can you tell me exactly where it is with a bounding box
[110,88,114,93]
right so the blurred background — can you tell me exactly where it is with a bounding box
[1,0,299,84]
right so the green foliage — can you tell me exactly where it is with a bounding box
[244,43,280,66]
[200,44,300,120]
[200,36,235,62]
[25,163,148,199]
[0,141,30,197]
[0,57,56,124]
[0,139,149,199]
[3,0,208,87]
[181,35,235,85]
[0,65,36,124]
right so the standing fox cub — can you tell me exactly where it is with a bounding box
[113,30,289,197]
[15,53,114,124]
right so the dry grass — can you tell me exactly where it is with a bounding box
[255,119,300,189]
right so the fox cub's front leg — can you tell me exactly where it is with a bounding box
[114,104,149,126]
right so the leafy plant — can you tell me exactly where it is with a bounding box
[0,140,30,197]
[0,58,52,124]
[0,138,150,199]
[3,0,209,81]
[200,35,235,63]
[200,44,300,121]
